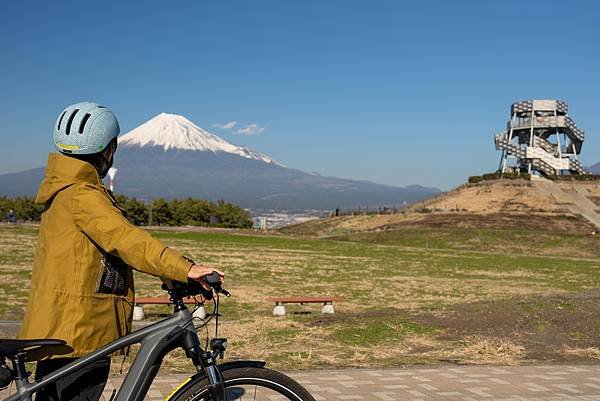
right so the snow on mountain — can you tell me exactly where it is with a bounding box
[119,113,281,165]
[0,111,442,210]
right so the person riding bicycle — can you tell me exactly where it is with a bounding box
[18,102,223,401]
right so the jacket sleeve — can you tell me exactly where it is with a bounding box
[71,184,193,282]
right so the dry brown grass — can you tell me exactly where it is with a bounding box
[440,337,526,365]
[562,347,600,360]
[0,225,36,319]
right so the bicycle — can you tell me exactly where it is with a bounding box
[0,273,316,401]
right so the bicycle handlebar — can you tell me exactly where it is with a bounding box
[161,272,229,303]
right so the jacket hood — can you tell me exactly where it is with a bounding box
[35,153,101,204]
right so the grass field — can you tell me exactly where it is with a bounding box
[332,226,600,259]
[1,223,599,371]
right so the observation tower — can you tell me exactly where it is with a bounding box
[495,99,589,176]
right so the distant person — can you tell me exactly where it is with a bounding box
[335,207,340,217]
[7,209,15,223]
[19,102,224,401]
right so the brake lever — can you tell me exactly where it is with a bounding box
[205,272,231,297]
[186,279,214,300]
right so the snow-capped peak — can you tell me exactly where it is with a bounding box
[119,113,281,165]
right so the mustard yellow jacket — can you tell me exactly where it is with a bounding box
[19,153,193,357]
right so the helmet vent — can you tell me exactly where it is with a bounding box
[65,109,79,135]
[57,111,67,130]
[79,113,91,134]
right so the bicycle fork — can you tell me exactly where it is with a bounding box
[184,334,229,401]
[199,351,226,401]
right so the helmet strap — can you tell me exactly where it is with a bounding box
[98,139,117,179]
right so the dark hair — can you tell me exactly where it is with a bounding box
[67,152,105,170]
[65,137,117,173]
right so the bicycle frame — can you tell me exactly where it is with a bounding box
[5,306,206,401]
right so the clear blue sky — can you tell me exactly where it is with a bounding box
[1,0,598,190]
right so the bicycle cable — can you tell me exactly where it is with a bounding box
[181,295,218,351]
[214,293,220,339]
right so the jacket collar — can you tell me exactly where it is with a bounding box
[35,153,102,204]
[49,153,101,182]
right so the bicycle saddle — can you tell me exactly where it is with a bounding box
[0,339,73,361]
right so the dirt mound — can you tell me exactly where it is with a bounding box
[280,179,600,236]
[414,179,600,215]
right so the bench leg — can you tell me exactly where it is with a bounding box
[273,303,286,316]
[321,302,335,315]
[193,305,207,320]
[133,305,145,321]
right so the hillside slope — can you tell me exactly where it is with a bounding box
[280,179,600,236]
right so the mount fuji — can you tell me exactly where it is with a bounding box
[119,113,280,165]
[0,113,440,211]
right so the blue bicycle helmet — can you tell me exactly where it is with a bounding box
[53,102,120,155]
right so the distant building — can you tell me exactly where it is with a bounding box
[495,99,589,176]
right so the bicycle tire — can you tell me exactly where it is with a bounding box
[170,366,316,401]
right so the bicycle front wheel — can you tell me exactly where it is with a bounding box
[171,367,316,401]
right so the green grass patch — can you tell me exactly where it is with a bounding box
[266,327,299,343]
[334,317,438,346]
[333,227,600,259]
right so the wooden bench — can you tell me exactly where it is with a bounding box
[133,297,208,320]
[267,296,341,316]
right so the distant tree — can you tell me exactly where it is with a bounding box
[114,195,147,225]
[122,197,148,226]
[0,194,252,228]
[0,196,11,222]
[151,198,171,226]
[213,199,253,228]
[0,196,44,222]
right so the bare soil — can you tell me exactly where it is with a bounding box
[413,290,600,365]
[302,290,600,366]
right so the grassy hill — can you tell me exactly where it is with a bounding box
[280,178,600,237]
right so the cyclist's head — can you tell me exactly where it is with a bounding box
[53,102,120,178]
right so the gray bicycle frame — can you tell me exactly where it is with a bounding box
[5,306,203,401]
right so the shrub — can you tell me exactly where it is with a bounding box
[482,173,501,181]
[468,172,530,184]
[546,174,600,182]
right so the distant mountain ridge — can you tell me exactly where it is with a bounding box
[0,113,440,211]
[588,161,600,174]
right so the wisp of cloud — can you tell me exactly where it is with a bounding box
[234,124,265,136]
[212,121,238,129]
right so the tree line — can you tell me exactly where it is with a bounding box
[0,195,253,228]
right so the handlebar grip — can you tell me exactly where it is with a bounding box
[204,271,221,286]
[203,271,230,297]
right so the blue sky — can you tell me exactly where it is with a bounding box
[1,1,599,190]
